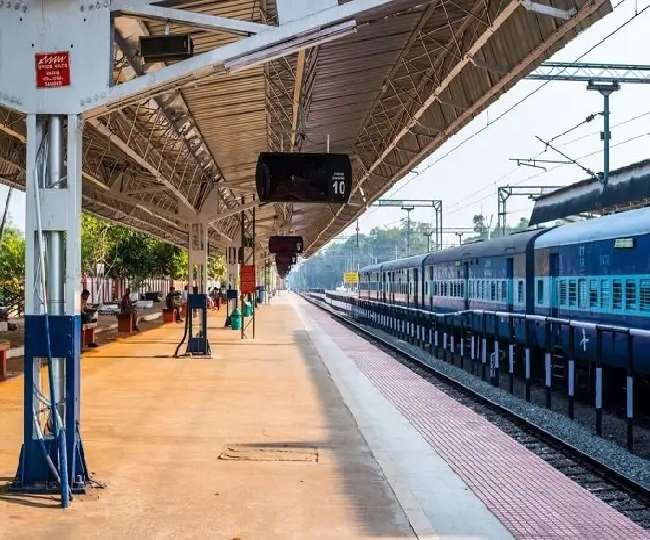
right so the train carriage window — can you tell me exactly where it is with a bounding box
[613,280,623,310]
[640,280,650,311]
[517,281,524,304]
[460,282,465,298]
[559,280,567,305]
[568,280,577,307]
[490,281,496,301]
[578,279,587,309]
[625,280,637,310]
[601,280,611,309]
[501,280,507,301]
[589,280,598,308]
[537,280,544,304]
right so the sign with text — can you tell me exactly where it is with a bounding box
[240,265,256,295]
[35,51,70,88]
[343,272,359,284]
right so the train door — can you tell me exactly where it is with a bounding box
[413,268,419,307]
[506,258,514,312]
[549,253,559,317]
[463,261,470,310]
[376,272,381,301]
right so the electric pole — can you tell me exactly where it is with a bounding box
[402,205,414,256]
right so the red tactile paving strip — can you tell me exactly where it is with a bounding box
[305,304,650,540]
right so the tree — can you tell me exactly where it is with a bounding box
[208,256,225,283]
[472,214,489,237]
[81,213,189,284]
[0,227,25,314]
[511,217,530,233]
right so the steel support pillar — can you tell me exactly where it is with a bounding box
[186,222,211,356]
[12,114,88,504]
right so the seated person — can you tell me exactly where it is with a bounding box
[120,288,139,332]
[165,286,183,323]
[81,289,98,347]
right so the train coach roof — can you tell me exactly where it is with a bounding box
[359,263,383,274]
[381,254,428,271]
[535,206,650,248]
[424,229,544,264]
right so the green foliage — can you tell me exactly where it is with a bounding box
[208,255,225,282]
[0,227,25,313]
[81,213,188,283]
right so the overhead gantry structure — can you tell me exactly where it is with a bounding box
[0,0,610,505]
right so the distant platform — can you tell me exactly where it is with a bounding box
[0,295,646,539]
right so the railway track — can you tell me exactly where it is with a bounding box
[302,293,650,530]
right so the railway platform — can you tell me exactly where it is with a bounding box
[0,294,647,539]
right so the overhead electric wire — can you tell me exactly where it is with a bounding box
[445,129,650,217]
[383,0,648,200]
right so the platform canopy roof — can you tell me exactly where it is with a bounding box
[0,0,609,258]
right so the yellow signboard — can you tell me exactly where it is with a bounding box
[343,272,359,284]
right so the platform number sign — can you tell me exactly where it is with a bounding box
[332,175,346,197]
[329,171,349,203]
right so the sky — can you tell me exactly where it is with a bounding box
[1,1,648,248]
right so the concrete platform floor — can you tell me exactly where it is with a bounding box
[0,295,414,539]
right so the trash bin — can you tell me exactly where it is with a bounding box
[230,308,242,330]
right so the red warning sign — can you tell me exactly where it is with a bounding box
[240,265,256,295]
[35,52,70,88]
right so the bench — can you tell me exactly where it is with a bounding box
[81,322,98,349]
[162,307,181,323]
[117,312,137,333]
[0,340,9,381]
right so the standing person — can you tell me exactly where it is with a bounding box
[210,287,220,311]
[165,285,183,323]
[120,288,139,332]
[81,289,98,347]
[207,287,215,310]
[181,284,189,319]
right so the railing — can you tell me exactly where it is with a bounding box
[0,277,214,315]
[309,291,649,453]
